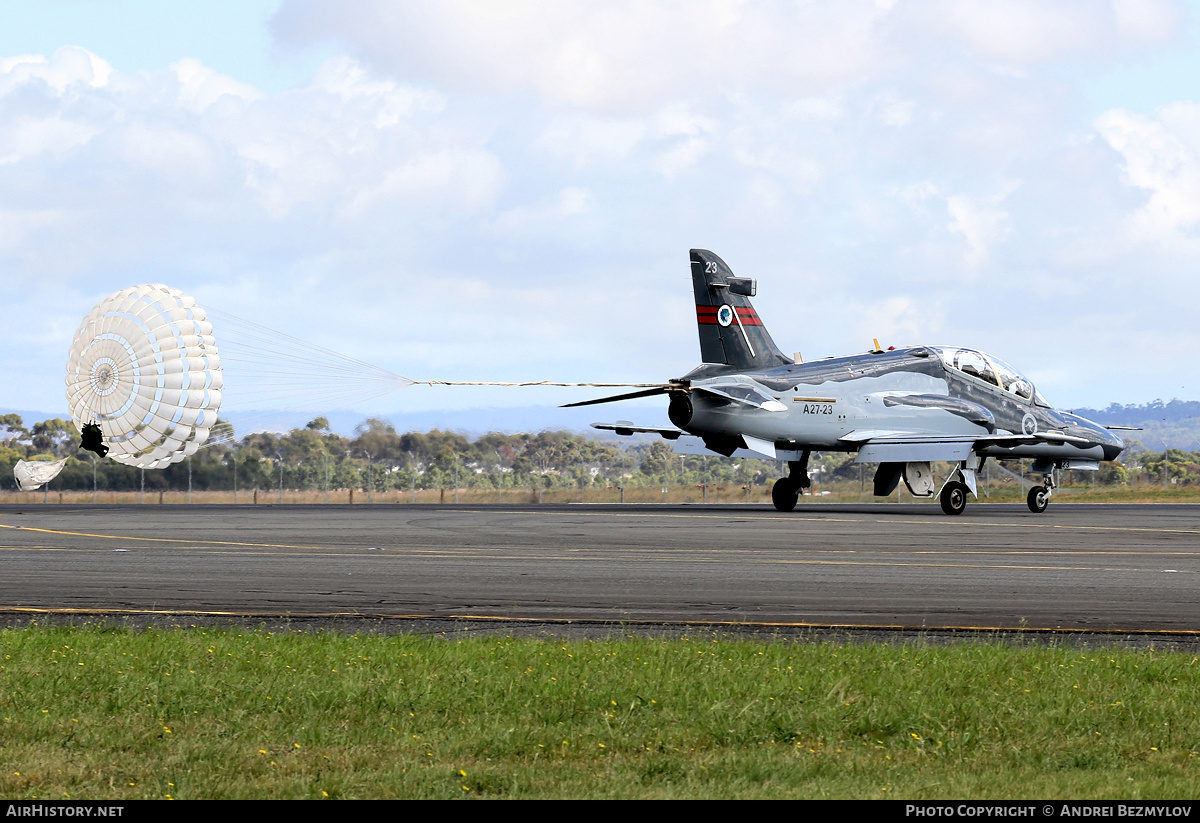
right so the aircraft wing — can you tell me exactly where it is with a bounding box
[841,429,1095,463]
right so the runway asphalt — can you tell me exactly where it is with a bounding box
[1,502,1198,638]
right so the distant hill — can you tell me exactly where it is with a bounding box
[0,404,659,440]
[1069,400,1200,452]
[8,400,1198,452]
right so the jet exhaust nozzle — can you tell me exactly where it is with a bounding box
[668,392,693,429]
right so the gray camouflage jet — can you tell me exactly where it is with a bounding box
[569,249,1125,515]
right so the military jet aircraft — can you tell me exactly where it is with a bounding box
[568,249,1125,515]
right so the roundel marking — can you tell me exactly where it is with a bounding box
[716,305,734,327]
[1021,413,1038,436]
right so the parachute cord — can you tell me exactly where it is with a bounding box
[413,381,669,387]
[199,307,671,446]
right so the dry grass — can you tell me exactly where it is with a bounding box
[4,482,1199,507]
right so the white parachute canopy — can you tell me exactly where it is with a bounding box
[13,458,68,491]
[65,284,222,469]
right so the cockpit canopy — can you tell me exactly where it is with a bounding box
[933,347,1050,407]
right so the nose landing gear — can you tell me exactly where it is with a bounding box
[1025,463,1055,513]
[1025,460,1056,513]
[1027,486,1049,513]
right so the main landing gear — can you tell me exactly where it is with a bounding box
[771,452,811,512]
[934,455,984,516]
[939,481,969,516]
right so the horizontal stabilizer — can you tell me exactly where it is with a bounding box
[562,386,672,408]
[592,422,681,440]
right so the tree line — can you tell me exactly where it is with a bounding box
[0,414,777,494]
[2,413,1197,494]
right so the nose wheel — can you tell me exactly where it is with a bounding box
[1025,465,1055,513]
[1027,485,1049,513]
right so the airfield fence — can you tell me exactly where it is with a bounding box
[3,478,1183,506]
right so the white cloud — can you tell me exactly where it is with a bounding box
[171,58,265,113]
[3,2,1199,415]
[0,51,502,230]
[1096,102,1200,240]
[0,114,97,166]
[912,0,1181,64]
[494,186,593,236]
[853,295,946,348]
[272,0,1185,115]
[271,0,898,112]
[536,115,647,167]
[344,149,504,220]
[946,185,1018,271]
[0,46,112,95]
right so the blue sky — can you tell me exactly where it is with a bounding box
[4,0,1200,425]
[0,1,329,92]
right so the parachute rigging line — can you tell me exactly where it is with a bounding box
[67,294,673,464]
[202,308,416,431]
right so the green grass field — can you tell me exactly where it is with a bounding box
[2,627,1199,799]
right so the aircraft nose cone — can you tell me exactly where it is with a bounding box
[1102,439,1124,462]
[1065,413,1123,461]
[1081,420,1124,461]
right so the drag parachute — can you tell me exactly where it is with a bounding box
[13,458,68,491]
[65,284,222,469]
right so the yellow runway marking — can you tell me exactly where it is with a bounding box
[4,507,1200,560]
[3,606,1199,637]
[0,523,343,551]
[9,509,1200,539]
[439,508,1200,536]
[0,544,1186,574]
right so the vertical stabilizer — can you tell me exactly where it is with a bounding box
[690,249,790,370]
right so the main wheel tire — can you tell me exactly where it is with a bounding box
[1027,485,1049,513]
[939,481,968,516]
[771,478,799,512]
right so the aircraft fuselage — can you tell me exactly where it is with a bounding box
[674,346,1123,464]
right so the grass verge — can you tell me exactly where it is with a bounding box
[2,626,1198,799]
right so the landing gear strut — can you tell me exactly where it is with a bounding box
[1025,461,1056,513]
[935,455,982,516]
[771,452,811,512]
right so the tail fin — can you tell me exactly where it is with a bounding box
[690,249,790,371]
